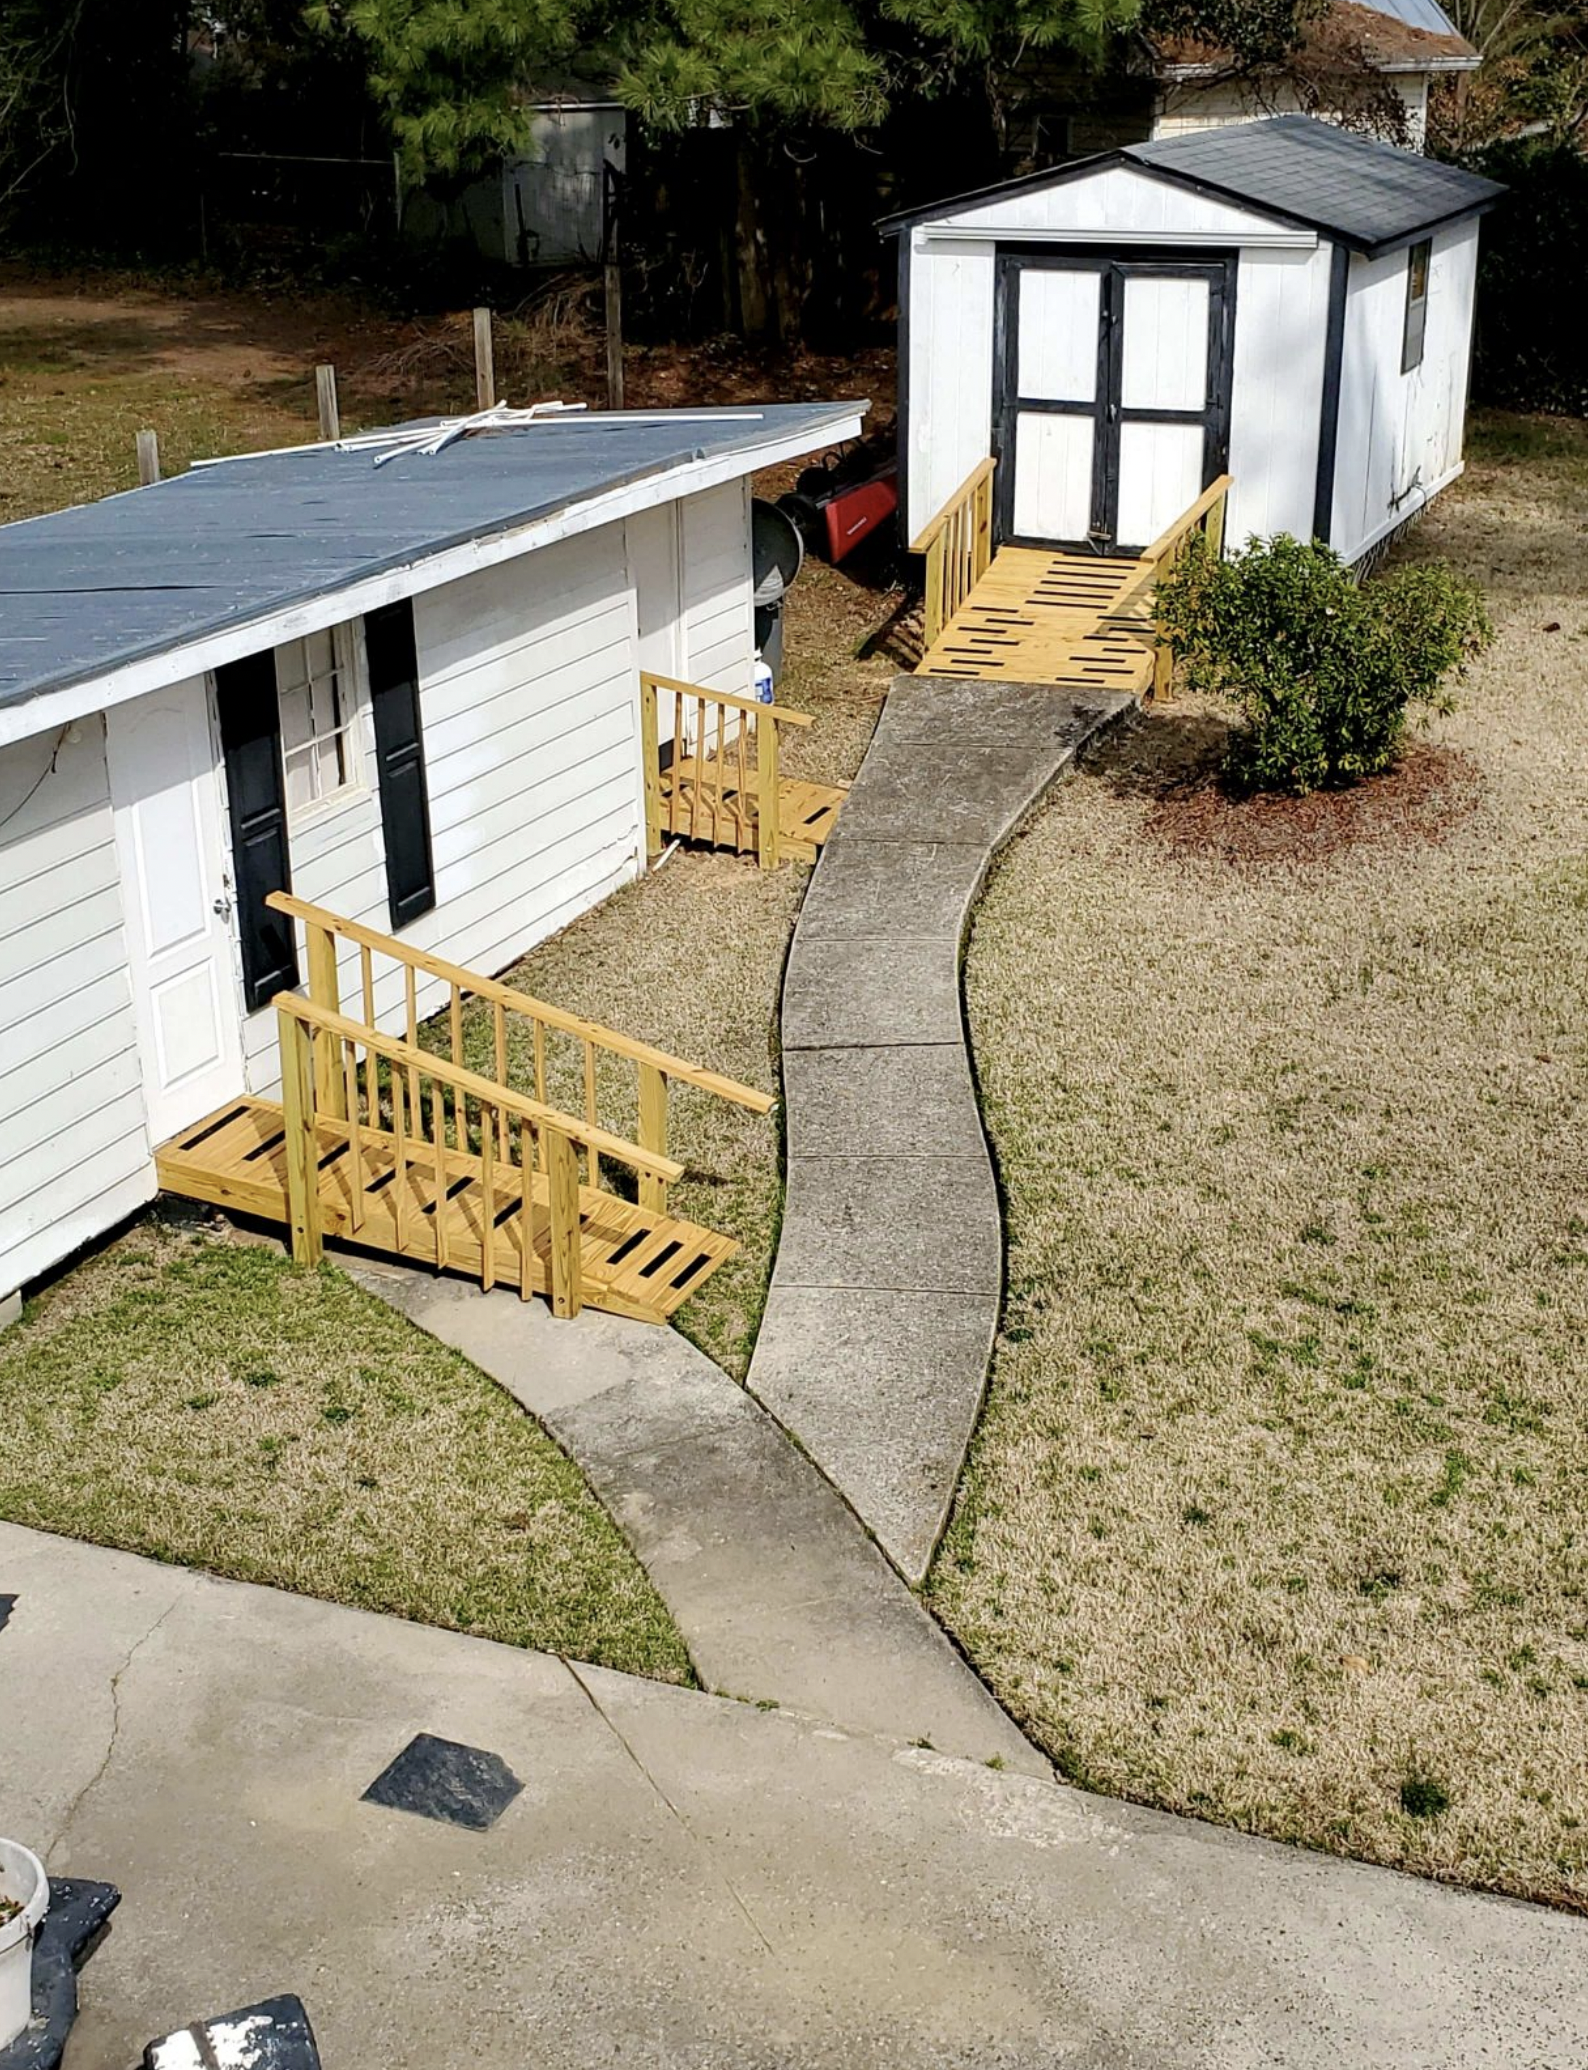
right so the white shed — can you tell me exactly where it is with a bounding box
[0,400,861,1311]
[884,116,1503,566]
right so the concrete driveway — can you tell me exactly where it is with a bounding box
[1,1522,1583,2069]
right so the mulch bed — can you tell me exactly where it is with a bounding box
[1105,712,1484,867]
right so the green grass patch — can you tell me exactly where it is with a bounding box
[0,1220,693,1682]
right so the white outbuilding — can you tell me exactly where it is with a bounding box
[0,400,860,1310]
[884,116,1504,566]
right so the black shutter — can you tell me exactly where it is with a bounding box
[364,599,436,930]
[216,650,299,1011]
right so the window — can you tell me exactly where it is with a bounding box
[276,626,360,815]
[1401,238,1431,375]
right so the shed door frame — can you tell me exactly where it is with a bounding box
[992,244,1236,554]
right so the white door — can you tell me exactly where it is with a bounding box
[999,256,1229,553]
[107,679,245,1144]
[1114,272,1214,549]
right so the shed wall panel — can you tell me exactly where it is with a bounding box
[1226,243,1334,543]
[939,163,1297,242]
[1331,219,1477,561]
[905,238,997,541]
[680,481,755,694]
[0,722,153,1298]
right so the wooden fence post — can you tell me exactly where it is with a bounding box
[473,307,495,409]
[543,1127,583,1319]
[638,674,662,862]
[136,430,161,486]
[604,262,625,410]
[315,363,341,442]
[637,1065,668,1213]
[303,921,346,1118]
[278,1007,323,1268]
[755,712,782,871]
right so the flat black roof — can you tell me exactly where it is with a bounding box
[0,401,860,719]
[879,115,1504,256]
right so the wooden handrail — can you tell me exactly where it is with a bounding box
[272,991,685,1180]
[1141,472,1233,566]
[911,459,996,650]
[910,457,995,555]
[266,891,773,1115]
[639,672,814,727]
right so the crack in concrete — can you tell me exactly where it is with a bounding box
[564,1661,777,1959]
[49,1595,182,1855]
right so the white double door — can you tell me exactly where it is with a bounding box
[107,676,245,1144]
[998,253,1231,554]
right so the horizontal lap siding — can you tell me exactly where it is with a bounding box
[1227,244,1333,544]
[681,482,755,694]
[0,722,153,1298]
[246,524,642,1090]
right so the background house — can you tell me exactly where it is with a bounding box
[887,117,1502,564]
[0,401,861,1310]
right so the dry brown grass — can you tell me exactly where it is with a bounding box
[935,414,1588,1909]
[452,550,897,1378]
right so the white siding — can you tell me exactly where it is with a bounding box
[0,721,153,1299]
[1154,76,1431,150]
[680,481,756,694]
[244,521,646,1092]
[1226,243,1335,544]
[905,236,997,541]
[938,163,1298,243]
[1330,219,1478,562]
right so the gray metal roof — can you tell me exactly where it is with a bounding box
[878,115,1503,253]
[1366,0,1466,35]
[0,401,860,717]
[1129,118,1503,250]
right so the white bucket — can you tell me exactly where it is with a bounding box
[0,1839,48,2049]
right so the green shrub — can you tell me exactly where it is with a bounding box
[1156,534,1491,796]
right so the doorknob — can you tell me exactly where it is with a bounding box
[213,894,233,922]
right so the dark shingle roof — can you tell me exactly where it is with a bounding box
[1129,117,1503,251]
[878,115,1503,255]
[0,402,861,720]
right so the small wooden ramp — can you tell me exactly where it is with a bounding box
[642,671,844,868]
[912,467,1232,697]
[917,547,1157,692]
[158,1097,733,1325]
[154,896,775,1325]
[657,753,845,864]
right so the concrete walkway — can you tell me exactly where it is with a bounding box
[349,1260,1045,1776]
[4,1522,1584,2070]
[751,677,1133,1581]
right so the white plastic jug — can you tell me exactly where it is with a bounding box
[0,1838,47,2049]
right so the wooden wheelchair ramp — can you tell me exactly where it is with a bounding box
[642,671,845,868]
[912,466,1233,697]
[157,1097,733,1324]
[153,895,775,1326]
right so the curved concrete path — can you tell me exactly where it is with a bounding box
[749,676,1133,1582]
[349,1259,1046,1777]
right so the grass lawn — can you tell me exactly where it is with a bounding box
[448,555,897,1379]
[0,1216,693,1682]
[935,414,1588,1909]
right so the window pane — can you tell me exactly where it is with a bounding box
[283,745,316,813]
[279,680,314,752]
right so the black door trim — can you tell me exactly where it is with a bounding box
[993,243,1237,555]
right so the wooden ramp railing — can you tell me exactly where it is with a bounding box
[274,992,682,1319]
[912,464,1233,701]
[638,672,844,869]
[268,891,773,1213]
[912,458,995,651]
